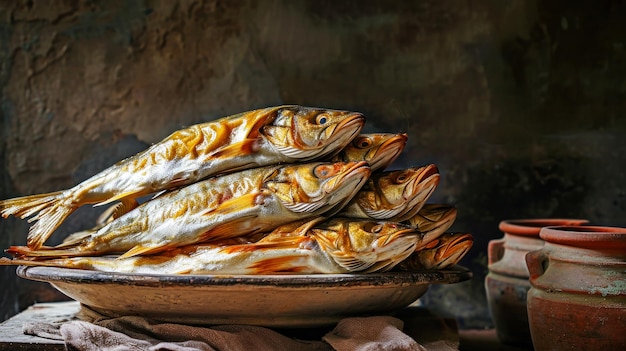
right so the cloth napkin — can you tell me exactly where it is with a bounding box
[23,305,459,351]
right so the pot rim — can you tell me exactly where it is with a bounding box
[498,219,589,237]
[539,225,626,249]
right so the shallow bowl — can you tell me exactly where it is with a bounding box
[17,265,471,327]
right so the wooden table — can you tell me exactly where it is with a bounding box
[0,302,533,350]
[0,302,75,350]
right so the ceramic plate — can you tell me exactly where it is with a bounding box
[17,265,472,327]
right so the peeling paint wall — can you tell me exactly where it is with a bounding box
[2,0,626,327]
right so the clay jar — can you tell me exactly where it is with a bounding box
[485,219,588,346]
[526,225,626,350]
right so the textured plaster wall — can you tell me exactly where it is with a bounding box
[1,0,626,327]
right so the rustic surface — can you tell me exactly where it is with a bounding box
[0,302,75,351]
[2,0,626,328]
[1,301,530,351]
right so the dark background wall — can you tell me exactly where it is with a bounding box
[1,0,625,328]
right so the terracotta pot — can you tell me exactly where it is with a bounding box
[485,219,588,346]
[526,225,626,350]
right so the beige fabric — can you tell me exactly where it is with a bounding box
[323,316,425,351]
[22,305,459,351]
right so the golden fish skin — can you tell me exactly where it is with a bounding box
[7,161,371,259]
[397,232,473,271]
[0,217,418,275]
[329,133,408,172]
[404,203,457,247]
[1,238,332,275]
[0,106,365,249]
[337,164,440,222]
[310,217,420,273]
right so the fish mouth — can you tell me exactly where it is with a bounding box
[318,113,365,154]
[403,164,439,199]
[434,233,473,268]
[322,161,371,216]
[368,133,408,171]
[365,233,418,273]
[419,206,458,232]
[417,206,458,245]
[334,112,365,134]
[323,161,371,194]
[393,165,440,221]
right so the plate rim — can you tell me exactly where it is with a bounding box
[16,265,472,287]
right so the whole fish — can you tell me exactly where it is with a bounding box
[404,204,457,247]
[397,232,473,271]
[7,161,371,259]
[1,106,365,249]
[0,217,419,275]
[329,133,408,172]
[337,164,440,222]
[80,132,409,230]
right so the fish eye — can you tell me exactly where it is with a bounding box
[395,172,408,183]
[355,137,372,149]
[314,164,334,178]
[316,113,329,125]
[371,224,383,233]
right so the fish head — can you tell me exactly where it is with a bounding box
[265,161,371,215]
[313,218,419,273]
[355,164,440,221]
[332,133,408,172]
[260,106,365,160]
[407,204,457,245]
[403,232,473,270]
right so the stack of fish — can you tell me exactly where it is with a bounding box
[0,105,472,275]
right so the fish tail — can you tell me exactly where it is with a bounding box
[0,190,75,249]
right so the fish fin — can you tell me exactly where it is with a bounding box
[93,190,142,207]
[0,256,96,271]
[0,191,75,249]
[96,198,139,225]
[59,229,96,247]
[118,244,170,259]
[263,217,326,241]
[281,200,326,213]
[96,204,119,226]
[264,219,312,237]
[6,244,93,259]
[330,253,376,272]
[200,214,260,242]
[209,138,258,159]
[202,193,264,216]
[290,217,326,236]
[362,259,397,273]
[0,257,61,267]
